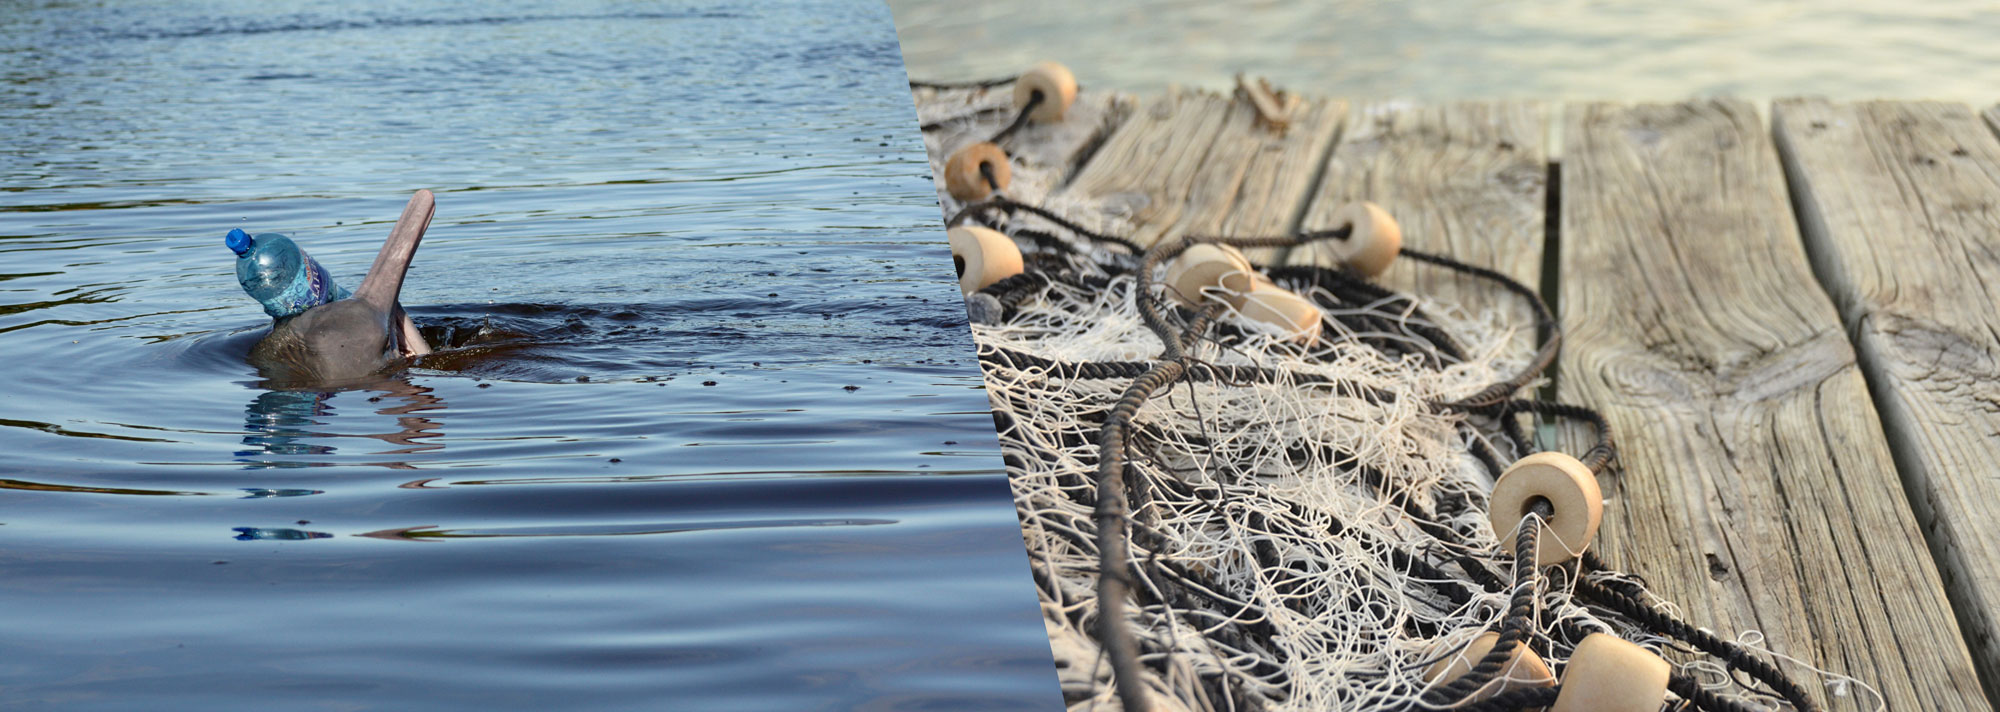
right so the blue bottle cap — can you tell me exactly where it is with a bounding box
[225,228,254,256]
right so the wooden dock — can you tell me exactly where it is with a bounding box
[915,84,2000,710]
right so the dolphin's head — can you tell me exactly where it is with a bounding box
[243,190,434,387]
[251,299,406,386]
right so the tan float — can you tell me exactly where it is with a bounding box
[1014,61,1078,123]
[1487,451,1604,567]
[1549,633,1671,712]
[944,142,1011,201]
[947,226,1024,296]
[1163,243,1257,307]
[1238,282,1323,345]
[1423,631,1555,704]
[1327,201,1402,278]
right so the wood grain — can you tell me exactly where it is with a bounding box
[1774,98,2000,707]
[1054,87,1342,253]
[908,85,1999,707]
[1291,101,1550,359]
[1558,99,1985,711]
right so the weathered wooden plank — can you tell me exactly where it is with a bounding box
[1054,86,1342,252]
[1183,92,1342,263]
[1559,99,1985,711]
[916,87,1134,209]
[1983,104,2000,139]
[1773,98,2000,706]
[1290,101,1549,359]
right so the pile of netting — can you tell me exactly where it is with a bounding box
[948,197,1837,712]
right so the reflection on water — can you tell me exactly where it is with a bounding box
[0,0,1058,709]
[0,478,206,497]
[238,488,321,498]
[238,378,447,465]
[240,389,337,457]
[234,526,333,540]
[889,0,2000,103]
[356,518,898,541]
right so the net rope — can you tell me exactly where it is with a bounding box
[949,194,1844,712]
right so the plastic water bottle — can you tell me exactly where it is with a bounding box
[226,228,351,319]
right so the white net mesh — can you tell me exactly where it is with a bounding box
[917,83,1850,712]
[977,243,1621,710]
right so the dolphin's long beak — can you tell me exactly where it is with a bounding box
[357,190,436,358]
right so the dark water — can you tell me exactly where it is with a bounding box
[0,1,1058,709]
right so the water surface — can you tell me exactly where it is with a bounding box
[889,0,2000,103]
[0,1,1058,709]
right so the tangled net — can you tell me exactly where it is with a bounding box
[947,194,1845,712]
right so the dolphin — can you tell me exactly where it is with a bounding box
[249,190,436,385]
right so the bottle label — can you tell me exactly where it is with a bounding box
[264,257,351,318]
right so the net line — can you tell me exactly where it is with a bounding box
[949,196,1832,712]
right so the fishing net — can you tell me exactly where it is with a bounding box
[916,81,1855,712]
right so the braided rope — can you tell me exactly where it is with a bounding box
[950,195,1826,712]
